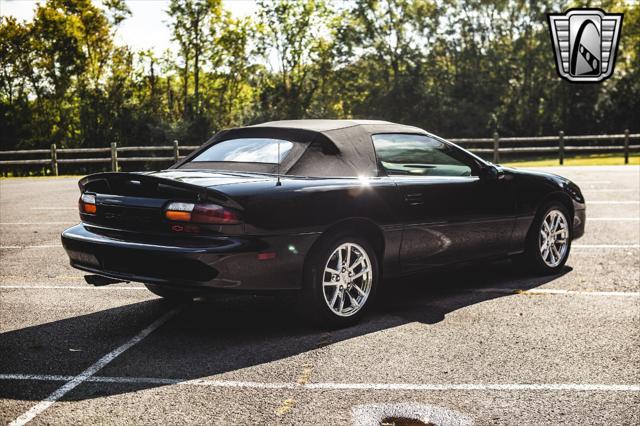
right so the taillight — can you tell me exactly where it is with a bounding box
[164,202,241,225]
[79,193,97,214]
[164,202,193,221]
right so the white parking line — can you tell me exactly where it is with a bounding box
[588,201,640,204]
[585,189,638,192]
[573,244,640,248]
[0,285,146,290]
[0,222,73,225]
[30,207,77,210]
[0,374,637,393]
[0,244,62,249]
[570,181,612,184]
[8,307,182,426]
[473,288,640,297]
[305,382,640,392]
[588,218,639,221]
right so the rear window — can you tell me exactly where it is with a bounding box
[191,138,294,163]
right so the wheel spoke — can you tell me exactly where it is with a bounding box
[350,261,362,272]
[346,291,359,309]
[541,246,549,260]
[349,257,364,271]
[337,248,342,270]
[338,291,345,313]
[556,215,565,232]
[353,284,366,297]
[329,287,339,307]
[346,245,351,268]
[325,267,339,275]
[323,280,339,287]
[351,268,369,280]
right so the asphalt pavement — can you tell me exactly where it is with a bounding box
[0,165,638,425]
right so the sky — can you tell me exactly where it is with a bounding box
[0,0,259,56]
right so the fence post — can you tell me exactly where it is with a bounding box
[559,130,565,165]
[50,144,58,176]
[110,142,118,172]
[173,140,179,162]
[492,132,500,164]
[624,129,629,164]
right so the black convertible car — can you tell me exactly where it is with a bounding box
[62,120,585,326]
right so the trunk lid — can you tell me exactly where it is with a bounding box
[79,171,262,233]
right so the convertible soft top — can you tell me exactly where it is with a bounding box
[174,119,428,177]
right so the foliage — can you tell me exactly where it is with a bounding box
[0,0,638,155]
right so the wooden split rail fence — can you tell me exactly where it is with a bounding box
[1,131,638,176]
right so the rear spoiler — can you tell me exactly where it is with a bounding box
[78,172,243,210]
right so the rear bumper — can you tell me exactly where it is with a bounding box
[61,224,317,291]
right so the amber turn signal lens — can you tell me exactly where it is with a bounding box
[79,193,97,215]
[83,203,97,214]
[165,210,192,221]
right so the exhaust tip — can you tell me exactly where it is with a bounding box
[84,274,128,286]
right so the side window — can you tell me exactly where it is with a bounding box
[372,134,473,177]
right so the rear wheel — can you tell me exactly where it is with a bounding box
[144,283,199,301]
[514,202,572,275]
[300,234,379,328]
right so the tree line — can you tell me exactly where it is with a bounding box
[1,0,638,152]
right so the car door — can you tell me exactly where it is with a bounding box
[372,133,516,272]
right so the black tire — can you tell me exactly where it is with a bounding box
[514,201,572,275]
[299,233,379,328]
[144,283,198,301]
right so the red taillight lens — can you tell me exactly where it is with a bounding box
[79,193,96,215]
[192,204,240,224]
[164,202,240,225]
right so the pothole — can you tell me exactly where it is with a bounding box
[352,403,472,426]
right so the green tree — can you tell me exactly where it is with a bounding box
[168,0,222,119]
[2,0,639,176]
[255,0,337,119]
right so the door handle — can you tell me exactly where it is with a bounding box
[404,193,424,206]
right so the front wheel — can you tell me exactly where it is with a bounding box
[300,234,379,328]
[515,202,572,275]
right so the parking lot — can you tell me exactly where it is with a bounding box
[0,165,638,425]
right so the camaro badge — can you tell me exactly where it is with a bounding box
[547,9,623,83]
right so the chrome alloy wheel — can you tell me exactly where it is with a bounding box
[539,209,569,268]
[322,242,373,317]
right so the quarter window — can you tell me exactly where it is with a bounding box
[373,134,473,177]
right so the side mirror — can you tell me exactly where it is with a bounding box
[479,164,502,181]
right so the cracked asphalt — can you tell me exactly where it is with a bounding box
[1,165,639,425]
